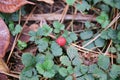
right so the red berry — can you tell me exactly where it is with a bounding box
[56,36,66,47]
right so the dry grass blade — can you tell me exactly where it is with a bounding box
[0,71,19,79]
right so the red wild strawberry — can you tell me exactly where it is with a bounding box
[56,36,66,47]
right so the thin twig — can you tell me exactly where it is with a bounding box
[104,40,112,55]
[60,4,69,23]
[7,35,18,63]
[72,43,100,54]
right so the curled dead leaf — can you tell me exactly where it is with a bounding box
[0,0,34,13]
[0,18,10,58]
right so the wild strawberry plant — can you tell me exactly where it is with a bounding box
[20,19,120,80]
[0,0,120,80]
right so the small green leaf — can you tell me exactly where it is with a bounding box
[96,11,109,28]
[100,30,110,40]
[80,30,93,40]
[67,66,74,74]
[11,12,19,21]
[66,37,73,44]
[42,60,54,70]
[36,59,55,78]
[17,40,27,50]
[99,4,110,13]
[108,29,117,39]
[72,56,83,66]
[36,63,44,75]
[97,54,110,70]
[29,31,38,41]
[69,32,78,41]
[85,21,91,28]
[39,24,52,36]
[37,39,48,52]
[20,68,39,80]
[82,40,95,49]
[36,54,45,63]
[74,66,82,77]
[60,56,71,66]
[9,21,14,32]
[53,21,65,33]
[114,0,120,9]
[109,64,120,79]
[115,44,120,51]
[67,46,78,60]
[62,30,69,38]
[93,0,101,5]
[51,41,63,56]
[88,64,98,73]
[103,0,114,7]
[12,24,22,36]
[21,67,36,78]
[76,77,85,80]
[22,53,36,67]
[59,67,68,77]
[45,52,54,60]
[92,66,107,80]
[117,31,120,40]
[76,0,91,11]
[43,69,55,78]
[109,47,117,53]
[80,65,88,74]
[116,53,120,64]
[94,37,105,47]
[66,0,75,5]
[101,20,109,28]
[84,74,95,80]
[65,76,73,80]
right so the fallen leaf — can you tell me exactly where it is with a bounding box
[0,58,9,73]
[0,18,10,58]
[37,0,54,4]
[0,0,34,13]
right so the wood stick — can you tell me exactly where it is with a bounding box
[22,13,96,21]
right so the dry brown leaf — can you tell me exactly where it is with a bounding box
[0,18,10,58]
[0,0,34,13]
[37,0,54,4]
